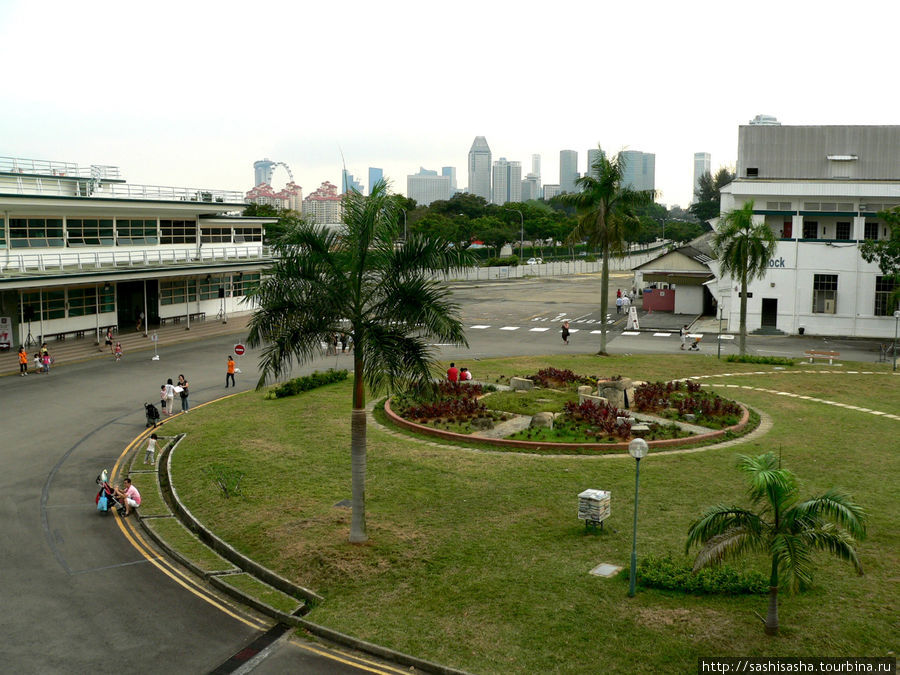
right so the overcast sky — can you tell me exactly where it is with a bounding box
[1,0,897,208]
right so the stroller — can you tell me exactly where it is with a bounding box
[145,402,160,428]
[95,469,125,516]
[688,336,702,351]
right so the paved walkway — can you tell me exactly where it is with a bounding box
[1,313,252,377]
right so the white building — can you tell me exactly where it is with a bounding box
[491,158,522,205]
[0,155,276,344]
[301,181,343,224]
[620,150,655,192]
[710,124,899,338]
[559,150,578,193]
[407,168,451,207]
[245,181,302,211]
[543,184,562,200]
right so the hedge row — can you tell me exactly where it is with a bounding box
[629,553,768,595]
[267,369,349,399]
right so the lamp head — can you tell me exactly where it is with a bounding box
[628,438,649,460]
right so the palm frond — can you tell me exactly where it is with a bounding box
[798,524,864,574]
[738,453,798,508]
[788,490,868,541]
[692,528,765,571]
[771,533,815,593]
[686,505,764,552]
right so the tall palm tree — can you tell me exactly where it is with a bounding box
[686,453,866,636]
[247,181,469,543]
[555,150,654,354]
[713,201,777,355]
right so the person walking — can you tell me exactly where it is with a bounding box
[144,433,158,465]
[164,378,176,415]
[160,384,168,414]
[561,320,570,345]
[105,327,114,354]
[178,374,190,412]
[114,342,123,362]
[225,356,236,388]
[615,295,623,314]
[136,311,144,332]
[680,324,688,350]
[18,346,28,376]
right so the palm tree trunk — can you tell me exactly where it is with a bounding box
[739,269,749,355]
[599,245,610,354]
[765,557,779,635]
[349,359,367,543]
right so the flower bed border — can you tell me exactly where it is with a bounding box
[383,398,750,453]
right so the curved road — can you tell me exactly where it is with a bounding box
[1,274,887,673]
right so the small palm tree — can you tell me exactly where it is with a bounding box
[247,180,469,543]
[713,201,777,354]
[686,453,866,635]
[555,149,654,354]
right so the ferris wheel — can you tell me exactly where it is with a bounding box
[270,161,294,184]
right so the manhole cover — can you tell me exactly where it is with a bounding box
[590,563,622,578]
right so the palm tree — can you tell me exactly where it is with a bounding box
[713,201,777,355]
[686,453,866,636]
[247,180,469,543]
[555,150,654,354]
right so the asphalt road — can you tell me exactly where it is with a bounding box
[1,273,890,674]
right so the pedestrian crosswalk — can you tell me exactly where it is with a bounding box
[469,323,710,340]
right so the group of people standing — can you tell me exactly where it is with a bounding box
[615,288,636,314]
[17,344,52,376]
[159,374,190,415]
[325,332,352,356]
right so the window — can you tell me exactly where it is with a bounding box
[9,217,64,247]
[812,274,838,314]
[874,276,898,316]
[67,287,97,316]
[117,219,159,245]
[232,273,260,297]
[66,219,114,246]
[199,275,228,300]
[160,219,196,244]
[864,221,879,240]
[0,215,5,248]
[159,279,196,305]
[200,227,231,243]
[20,289,66,320]
[746,167,758,177]
[802,221,818,239]
[233,226,263,243]
[835,222,851,240]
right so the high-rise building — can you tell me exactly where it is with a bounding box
[521,174,541,201]
[748,114,781,126]
[245,181,303,211]
[368,167,383,194]
[407,168,451,206]
[692,152,711,203]
[559,150,578,193]
[254,159,276,186]
[586,147,606,179]
[491,158,522,205]
[620,150,656,192]
[531,154,541,178]
[467,136,492,201]
[341,170,364,194]
[302,181,343,224]
[543,184,562,200]
[441,166,457,193]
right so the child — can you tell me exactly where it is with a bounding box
[144,433,158,464]
[160,385,168,414]
[114,342,123,362]
[33,353,42,373]
[41,351,51,373]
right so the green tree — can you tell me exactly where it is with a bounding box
[241,203,302,244]
[690,168,735,223]
[860,206,900,313]
[713,200,777,355]
[246,181,469,543]
[686,452,866,636]
[555,149,654,354]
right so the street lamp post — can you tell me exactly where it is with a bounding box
[506,208,524,260]
[627,437,649,597]
[893,309,899,372]
[717,304,724,359]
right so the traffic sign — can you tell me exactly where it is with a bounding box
[234,344,245,355]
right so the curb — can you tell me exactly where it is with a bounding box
[159,433,473,675]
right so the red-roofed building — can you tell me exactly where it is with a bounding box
[301,181,343,224]
[244,181,303,211]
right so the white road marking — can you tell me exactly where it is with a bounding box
[470,325,490,329]
[499,326,519,331]
[653,332,672,337]
[529,327,550,332]
[621,331,640,336]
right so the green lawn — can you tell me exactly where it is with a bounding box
[164,355,899,674]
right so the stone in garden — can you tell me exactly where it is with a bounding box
[616,416,631,426]
[510,377,534,391]
[530,412,554,429]
[581,394,608,407]
[630,424,650,437]
[577,385,593,397]
[683,413,696,422]
[471,417,494,430]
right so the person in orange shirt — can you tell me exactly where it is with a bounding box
[18,346,29,376]
[226,355,236,388]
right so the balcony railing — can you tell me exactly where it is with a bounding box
[0,245,274,275]
[0,156,120,180]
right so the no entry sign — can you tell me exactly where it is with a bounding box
[234,344,245,355]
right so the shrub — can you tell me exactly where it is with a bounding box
[529,367,597,388]
[484,255,519,267]
[633,380,740,421]
[725,354,795,366]
[631,553,767,595]
[267,369,349,399]
[561,399,631,438]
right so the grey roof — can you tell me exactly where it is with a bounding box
[678,231,716,262]
[469,136,491,153]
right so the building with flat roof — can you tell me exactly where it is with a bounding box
[0,155,276,345]
[407,168,451,207]
[491,158,521,205]
[559,150,578,193]
[692,152,710,203]
[709,124,900,337]
[368,167,383,195]
[620,150,655,192]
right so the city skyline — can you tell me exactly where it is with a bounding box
[2,1,897,209]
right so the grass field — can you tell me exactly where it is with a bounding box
[164,354,899,674]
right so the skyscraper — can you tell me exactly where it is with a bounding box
[407,168,451,206]
[531,154,541,178]
[586,147,606,179]
[559,150,578,193]
[368,167,383,194]
[441,166,457,193]
[491,158,522,205]
[467,136,492,201]
[342,170,363,194]
[692,152,711,203]
[620,150,656,193]
[253,159,276,186]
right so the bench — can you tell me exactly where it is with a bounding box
[805,350,840,364]
[45,329,88,342]
[189,312,206,323]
